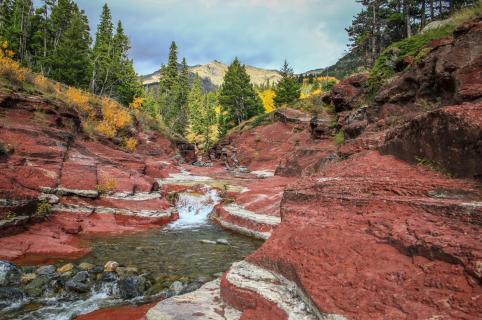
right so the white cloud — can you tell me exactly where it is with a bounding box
[76,0,361,74]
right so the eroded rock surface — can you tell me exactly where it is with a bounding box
[0,92,183,262]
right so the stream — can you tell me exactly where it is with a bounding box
[1,185,262,320]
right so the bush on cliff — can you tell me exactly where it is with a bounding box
[368,2,482,94]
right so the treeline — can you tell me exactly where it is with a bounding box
[346,0,477,65]
[0,0,141,104]
[145,42,303,151]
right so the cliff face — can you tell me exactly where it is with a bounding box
[207,19,482,320]
[0,91,187,262]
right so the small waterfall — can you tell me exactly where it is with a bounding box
[168,188,220,229]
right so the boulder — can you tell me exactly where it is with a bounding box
[0,287,24,308]
[324,72,368,112]
[36,265,56,276]
[380,103,482,179]
[310,116,333,139]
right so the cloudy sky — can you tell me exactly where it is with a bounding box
[73,0,361,75]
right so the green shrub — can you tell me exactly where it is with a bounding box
[368,2,482,94]
[334,131,345,146]
[368,25,454,94]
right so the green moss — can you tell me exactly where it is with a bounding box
[368,25,454,94]
[416,156,452,177]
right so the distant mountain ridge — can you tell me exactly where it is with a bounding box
[141,60,282,91]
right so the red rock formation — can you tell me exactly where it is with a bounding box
[223,151,481,319]
[208,18,482,320]
[323,72,369,112]
[0,91,185,262]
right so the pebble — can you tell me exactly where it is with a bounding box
[36,265,56,276]
[199,239,217,245]
[20,273,37,284]
[104,261,119,272]
[57,263,74,274]
[78,262,95,271]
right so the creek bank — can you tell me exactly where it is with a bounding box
[0,258,204,320]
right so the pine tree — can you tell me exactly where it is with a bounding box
[178,57,190,107]
[111,20,142,104]
[91,3,114,95]
[8,0,34,62]
[49,0,74,52]
[157,41,189,135]
[49,7,91,88]
[187,75,218,151]
[273,60,301,107]
[218,57,264,133]
[159,41,178,94]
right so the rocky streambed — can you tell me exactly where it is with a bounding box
[0,180,262,320]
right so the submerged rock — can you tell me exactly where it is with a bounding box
[24,275,49,297]
[216,239,230,245]
[0,287,24,308]
[65,271,91,293]
[0,260,21,286]
[118,276,146,299]
[199,239,217,245]
[78,262,95,272]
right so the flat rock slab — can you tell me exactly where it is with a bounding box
[222,204,281,226]
[146,279,241,320]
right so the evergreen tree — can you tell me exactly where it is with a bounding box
[111,20,142,104]
[218,57,264,133]
[8,0,34,62]
[159,41,178,94]
[157,41,189,135]
[178,57,190,107]
[91,3,114,95]
[273,60,301,107]
[187,75,218,151]
[49,7,91,88]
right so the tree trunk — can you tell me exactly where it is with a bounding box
[403,0,412,38]
[430,0,434,20]
[371,0,377,64]
[421,0,426,30]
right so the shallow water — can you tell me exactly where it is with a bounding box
[3,188,262,320]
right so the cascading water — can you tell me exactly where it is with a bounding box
[168,188,220,229]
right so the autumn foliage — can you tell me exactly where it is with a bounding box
[0,41,27,84]
[95,98,132,138]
